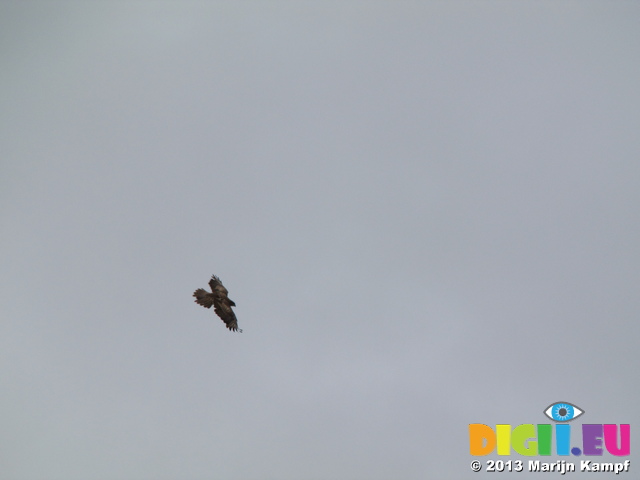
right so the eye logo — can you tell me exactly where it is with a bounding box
[543,402,584,422]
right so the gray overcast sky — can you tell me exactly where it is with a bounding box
[1,2,639,479]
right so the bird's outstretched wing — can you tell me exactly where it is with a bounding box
[213,301,240,332]
[208,275,228,297]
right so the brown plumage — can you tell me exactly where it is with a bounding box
[193,275,241,332]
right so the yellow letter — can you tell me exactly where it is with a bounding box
[497,424,511,455]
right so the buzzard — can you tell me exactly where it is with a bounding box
[193,275,242,332]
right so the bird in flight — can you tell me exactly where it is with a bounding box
[193,274,242,332]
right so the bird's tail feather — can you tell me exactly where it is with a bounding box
[193,289,214,308]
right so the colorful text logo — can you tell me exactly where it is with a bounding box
[469,402,630,457]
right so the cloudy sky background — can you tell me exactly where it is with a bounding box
[2,2,639,479]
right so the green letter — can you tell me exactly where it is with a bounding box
[512,424,537,456]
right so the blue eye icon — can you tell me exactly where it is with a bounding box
[544,402,584,422]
